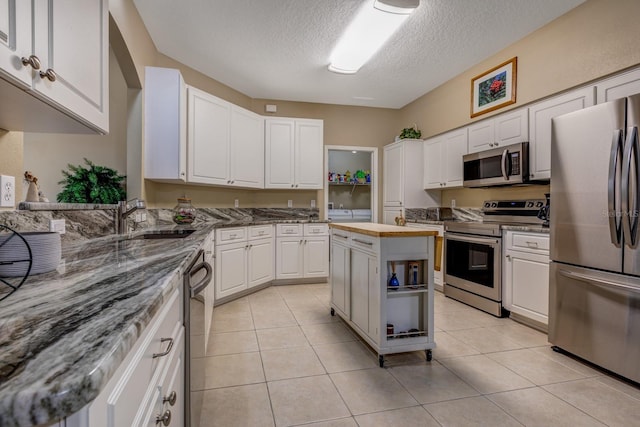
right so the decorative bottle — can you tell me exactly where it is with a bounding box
[173,197,196,225]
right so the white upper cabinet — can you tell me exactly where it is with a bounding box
[467,108,528,153]
[230,106,265,188]
[188,86,231,186]
[383,139,439,209]
[188,87,265,188]
[144,67,187,183]
[265,118,324,189]
[0,0,109,133]
[596,68,640,103]
[423,128,467,190]
[528,86,595,180]
[0,0,31,86]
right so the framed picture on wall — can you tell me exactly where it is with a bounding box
[470,57,517,118]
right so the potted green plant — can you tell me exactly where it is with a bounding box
[399,124,422,140]
[57,158,126,204]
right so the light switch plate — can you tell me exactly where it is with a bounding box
[311,199,316,208]
[0,175,15,207]
[49,219,66,234]
[287,200,293,208]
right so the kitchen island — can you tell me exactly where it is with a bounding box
[329,223,438,367]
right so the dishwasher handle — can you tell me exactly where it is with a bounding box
[189,261,213,298]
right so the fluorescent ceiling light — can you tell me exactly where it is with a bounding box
[329,0,419,74]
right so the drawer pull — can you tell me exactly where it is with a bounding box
[334,233,348,239]
[230,233,237,238]
[156,409,172,426]
[525,241,539,248]
[153,338,174,358]
[163,391,177,406]
[353,238,373,246]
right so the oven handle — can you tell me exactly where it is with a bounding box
[501,148,509,180]
[189,262,213,298]
[445,233,500,246]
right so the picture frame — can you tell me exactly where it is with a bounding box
[470,57,517,118]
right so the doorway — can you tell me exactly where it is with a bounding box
[324,145,378,223]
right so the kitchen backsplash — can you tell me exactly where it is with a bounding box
[405,208,482,222]
[0,207,320,243]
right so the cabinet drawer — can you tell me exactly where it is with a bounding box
[350,234,379,254]
[107,289,182,427]
[276,223,303,237]
[217,227,247,243]
[508,232,549,252]
[304,223,329,236]
[249,225,273,240]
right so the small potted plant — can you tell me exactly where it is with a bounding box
[399,124,422,140]
[57,158,126,204]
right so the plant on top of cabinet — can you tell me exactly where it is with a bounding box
[57,159,125,204]
[399,124,422,140]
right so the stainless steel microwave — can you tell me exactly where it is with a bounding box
[463,142,529,188]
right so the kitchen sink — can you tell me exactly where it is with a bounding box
[129,229,196,240]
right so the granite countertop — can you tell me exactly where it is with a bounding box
[330,222,438,237]
[0,212,329,427]
[0,225,213,427]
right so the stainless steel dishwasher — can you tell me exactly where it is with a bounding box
[183,249,212,427]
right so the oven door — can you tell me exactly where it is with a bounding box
[445,232,501,301]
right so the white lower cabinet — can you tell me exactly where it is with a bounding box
[64,287,185,427]
[330,231,351,317]
[503,231,550,329]
[215,225,274,300]
[276,224,329,280]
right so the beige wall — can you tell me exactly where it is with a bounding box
[0,131,23,209]
[23,49,128,202]
[400,0,640,207]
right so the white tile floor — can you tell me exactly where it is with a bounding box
[191,284,640,427]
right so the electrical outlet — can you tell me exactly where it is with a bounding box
[287,200,293,208]
[0,175,15,207]
[310,199,316,208]
[451,199,456,208]
[49,219,66,234]
[134,211,147,223]
[234,199,239,208]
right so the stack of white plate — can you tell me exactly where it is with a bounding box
[0,231,62,277]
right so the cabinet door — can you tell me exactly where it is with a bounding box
[0,0,31,86]
[304,236,329,277]
[276,237,303,279]
[467,119,494,153]
[295,119,324,189]
[382,207,403,225]
[350,249,370,334]
[504,249,550,325]
[443,129,468,188]
[330,242,350,316]
[188,87,231,185]
[494,108,528,146]
[596,68,640,103]
[215,241,248,299]
[528,87,595,180]
[248,237,274,288]
[265,119,295,188]
[423,138,443,189]
[32,0,109,133]
[383,142,404,206]
[367,256,380,344]
[230,106,264,188]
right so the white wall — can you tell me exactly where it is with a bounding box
[22,48,128,202]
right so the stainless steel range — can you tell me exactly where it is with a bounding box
[444,199,545,317]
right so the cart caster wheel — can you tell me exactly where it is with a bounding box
[425,349,433,362]
[379,355,384,368]
[330,308,335,316]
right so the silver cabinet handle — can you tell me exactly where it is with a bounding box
[489,143,494,147]
[156,409,172,426]
[506,254,511,260]
[153,338,174,358]
[525,241,539,248]
[39,68,57,82]
[163,391,177,406]
[334,233,348,239]
[353,238,373,246]
[291,184,295,188]
[494,142,499,147]
[21,55,41,70]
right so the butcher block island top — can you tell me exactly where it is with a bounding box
[329,222,438,237]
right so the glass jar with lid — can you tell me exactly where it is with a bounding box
[173,197,196,225]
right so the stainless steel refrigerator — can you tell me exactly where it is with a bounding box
[550,93,640,383]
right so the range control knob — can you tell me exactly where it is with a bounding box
[484,202,491,208]
[536,201,544,208]
[491,202,498,208]
[527,201,534,208]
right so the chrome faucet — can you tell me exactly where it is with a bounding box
[116,198,147,234]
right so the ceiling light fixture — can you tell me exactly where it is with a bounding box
[328,0,419,74]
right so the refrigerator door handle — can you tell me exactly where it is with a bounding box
[559,268,640,295]
[621,126,639,248]
[608,129,624,247]
[500,149,509,180]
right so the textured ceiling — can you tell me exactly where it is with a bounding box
[132,0,586,109]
